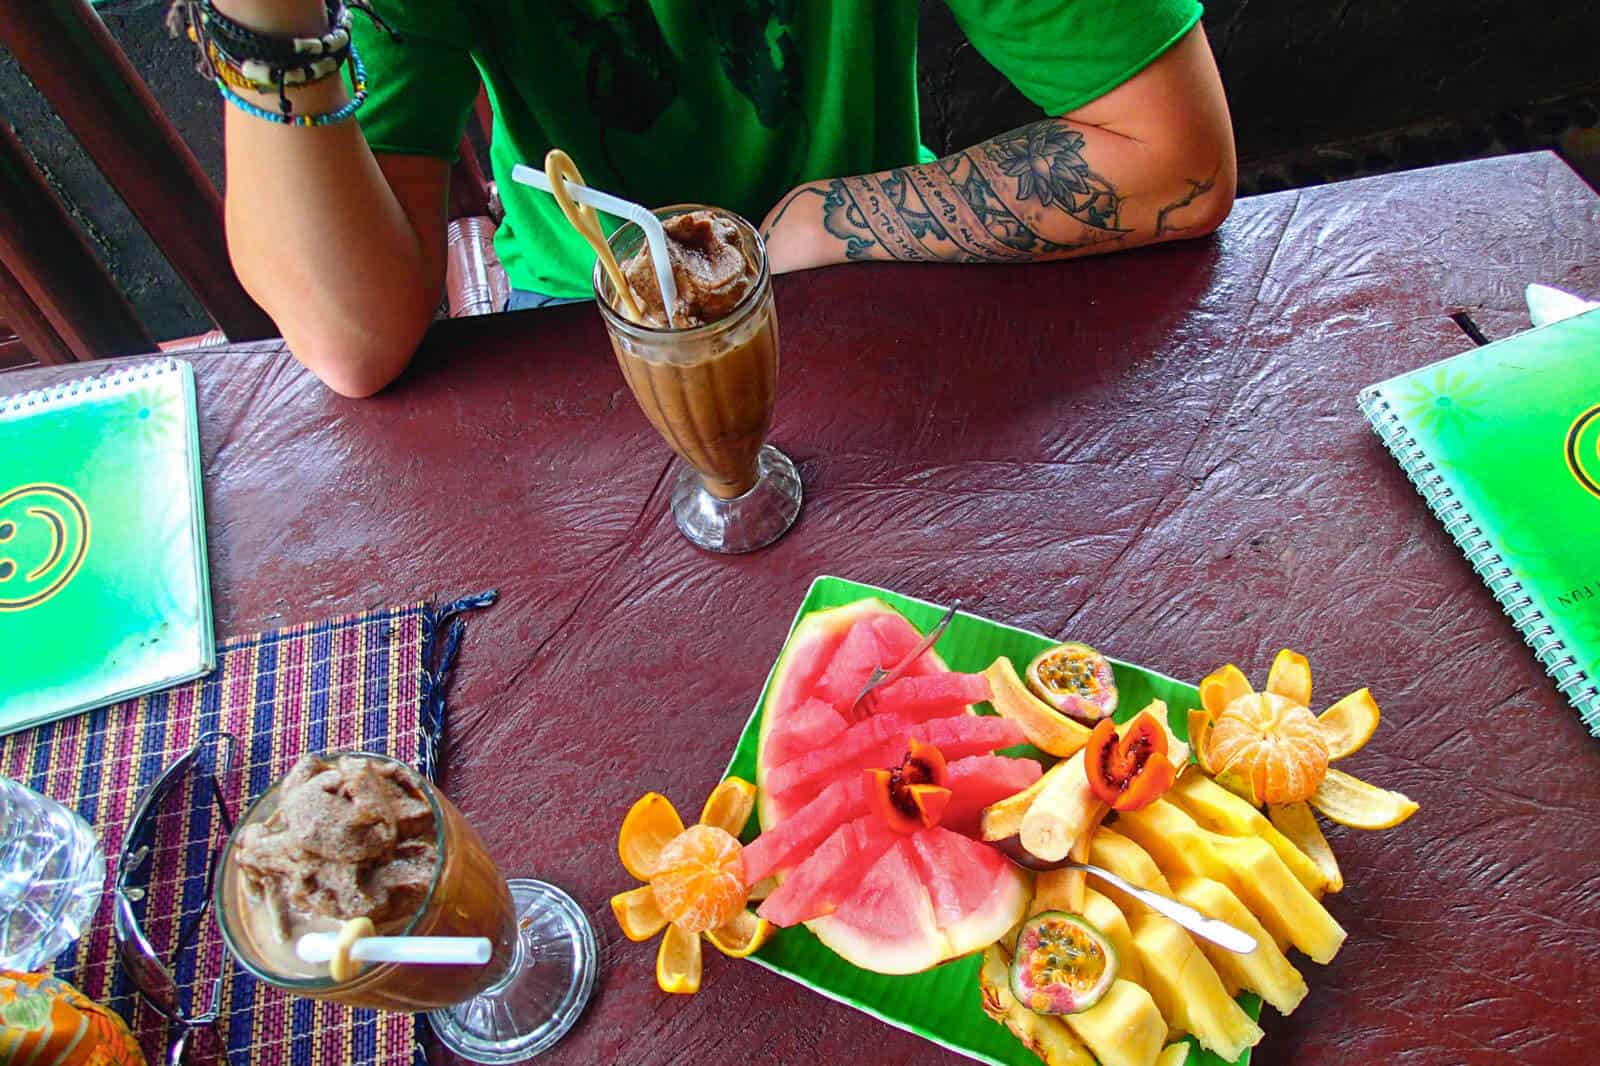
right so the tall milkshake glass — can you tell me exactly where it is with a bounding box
[214,752,596,1062]
[595,205,802,553]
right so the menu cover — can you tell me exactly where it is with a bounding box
[1359,308,1600,735]
[0,358,214,735]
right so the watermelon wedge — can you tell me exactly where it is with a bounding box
[863,672,991,721]
[743,775,869,885]
[750,598,1036,975]
[757,816,897,927]
[941,755,1044,838]
[763,697,848,769]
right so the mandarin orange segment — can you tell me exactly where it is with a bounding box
[656,921,703,994]
[1205,692,1329,806]
[704,909,774,958]
[1265,649,1312,707]
[618,792,685,881]
[699,776,756,838]
[1199,664,1253,716]
[649,824,748,934]
[611,884,669,942]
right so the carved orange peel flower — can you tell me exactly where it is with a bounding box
[611,777,774,994]
[1188,650,1416,828]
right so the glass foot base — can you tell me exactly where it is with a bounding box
[671,444,803,553]
[427,878,597,1063]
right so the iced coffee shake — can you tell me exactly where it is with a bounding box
[596,205,801,552]
[216,753,515,1012]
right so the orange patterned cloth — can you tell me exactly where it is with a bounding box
[0,971,146,1066]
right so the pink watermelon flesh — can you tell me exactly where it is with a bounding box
[812,622,888,710]
[763,711,914,799]
[762,697,849,770]
[743,775,868,885]
[758,816,897,927]
[864,672,991,721]
[910,715,1025,759]
[908,825,1010,927]
[771,617,853,722]
[941,755,1044,838]
[868,613,943,676]
[824,840,934,944]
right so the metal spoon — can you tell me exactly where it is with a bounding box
[992,837,1255,953]
[846,599,961,721]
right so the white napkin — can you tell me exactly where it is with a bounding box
[1526,283,1599,327]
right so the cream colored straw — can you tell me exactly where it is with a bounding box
[511,151,680,325]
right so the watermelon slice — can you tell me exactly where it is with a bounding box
[762,697,849,769]
[810,841,949,975]
[910,714,1025,759]
[864,672,991,721]
[941,755,1044,838]
[905,825,1029,954]
[742,775,869,885]
[869,612,944,677]
[763,712,914,800]
[757,816,897,927]
[812,620,887,711]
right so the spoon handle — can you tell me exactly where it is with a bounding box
[1069,862,1258,954]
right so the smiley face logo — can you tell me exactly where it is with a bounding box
[1568,404,1600,501]
[0,484,90,611]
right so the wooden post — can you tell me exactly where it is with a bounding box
[0,1,277,341]
[0,122,153,362]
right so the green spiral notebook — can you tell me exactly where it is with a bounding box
[1360,308,1600,735]
[0,358,215,735]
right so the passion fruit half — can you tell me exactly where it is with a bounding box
[1026,643,1118,723]
[1009,910,1117,1015]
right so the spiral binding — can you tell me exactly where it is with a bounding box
[0,357,181,417]
[1360,387,1600,737]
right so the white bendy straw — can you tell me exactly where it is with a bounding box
[296,933,492,967]
[511,158,680,324]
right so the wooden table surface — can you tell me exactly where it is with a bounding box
[8,151,1600,1065]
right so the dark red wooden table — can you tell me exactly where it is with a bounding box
[9,152,1600,1065]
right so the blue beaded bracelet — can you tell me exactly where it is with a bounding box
[216,40,368,127]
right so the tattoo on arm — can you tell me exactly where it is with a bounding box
[1153,168,1220,237]
[817,118,1131,264]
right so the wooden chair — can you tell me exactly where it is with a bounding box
[0,3,508,371]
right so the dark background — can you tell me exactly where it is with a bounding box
[2,0,1598,343]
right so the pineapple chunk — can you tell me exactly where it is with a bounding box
[1115,800,1347,964]
[1168,874,1308,1016]
[1155,1044,1190,1066]
[1081,888,1144,986]
[1064,979,1166,1066]
[1084,830,1262,1060]
[1129,913,1264,1062]
[1167,771,1332,896]
[978,945,1097,1066]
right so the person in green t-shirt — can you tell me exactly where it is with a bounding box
[211,1,1234,397]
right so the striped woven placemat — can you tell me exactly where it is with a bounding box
[1,593,493,1066]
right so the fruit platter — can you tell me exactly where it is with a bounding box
[611,576,1418,1066]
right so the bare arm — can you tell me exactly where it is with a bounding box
[215,0,448,397]
[761,25,1235,271]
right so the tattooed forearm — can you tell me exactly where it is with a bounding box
[816,118,1132,264]
[1153,168,1220,237]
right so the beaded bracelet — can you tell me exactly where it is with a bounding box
[206,37,346,97]
[215,39,368,127]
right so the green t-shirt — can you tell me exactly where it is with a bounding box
[353,0,1202,299]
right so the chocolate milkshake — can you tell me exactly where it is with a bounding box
[607,209,777,498]
[216,753,516,1012]
[596,206,801,552]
